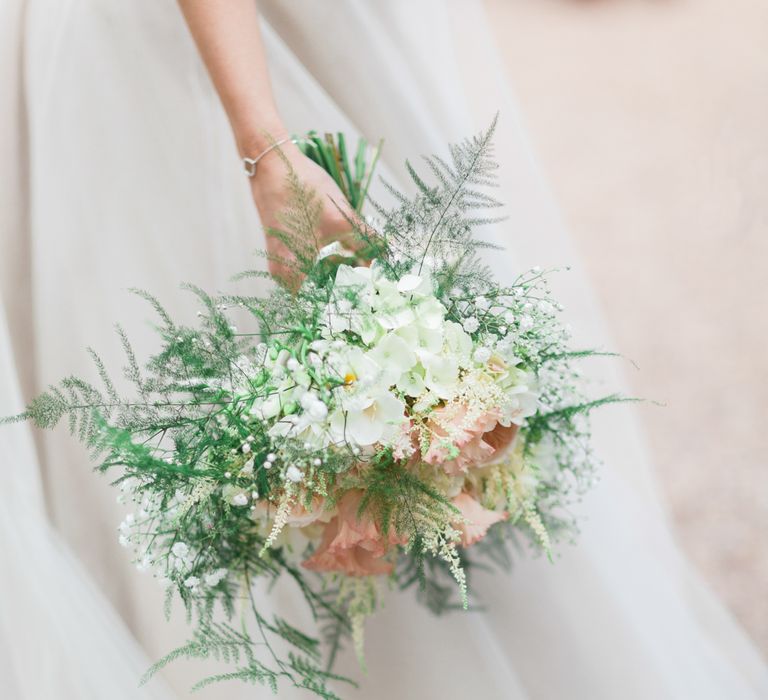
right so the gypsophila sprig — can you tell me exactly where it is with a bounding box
[6,122,628,698]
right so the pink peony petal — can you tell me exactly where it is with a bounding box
[452,492,506,546]
[424,404,516,474]
[302,490,406,576]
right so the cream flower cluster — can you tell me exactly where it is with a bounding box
[247,262,538,464]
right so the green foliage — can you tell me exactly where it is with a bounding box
[296,132,382,214]
[372,113,503,283]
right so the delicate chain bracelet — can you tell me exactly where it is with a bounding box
[243,137,297,177]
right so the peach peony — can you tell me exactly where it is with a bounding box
[452,492,506,546]
[424,404,519,475]
[302,490,405,576]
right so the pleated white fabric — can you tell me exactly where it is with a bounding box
[2,0,766,698]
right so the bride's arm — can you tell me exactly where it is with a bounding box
[177,0,285,155]
[177,0,354,275]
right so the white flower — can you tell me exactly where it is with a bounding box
[183,576,200,590]
[306,400,328,422]
[300,391,320,410]
[414,297,446,330]
[335,263,374,292]
[444,321,473,365]
[519,315,534,331]
[462,317,480,334]
[395,323,443,362]
[367,332,417,385]
[422,354,460,399]
[503,384,539,425]
[332,388,405,446]
[396,273,427,294]
[373,295,416,331]
[473,346,492,364]
[327,345,378,387]
[475,296,490,311]
[250,390,284,421]
[204,568,228,587]
[397,367,426,397]
[223,485,249,506]
[298,391,330,423]
[285,466,304,483]
[171,542,189,559]
[324,270,378,341]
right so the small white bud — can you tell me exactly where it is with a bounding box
[171,542,189,558]
[300,391,319,410]
[285,466,304,483]
[463,317,480,334]
[204,568,228,587]
[231,493,249,507]
[308,401,328,421]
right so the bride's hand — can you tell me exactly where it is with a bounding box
[249,142,357,280]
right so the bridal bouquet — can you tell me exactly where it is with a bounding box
[6,120,620,698]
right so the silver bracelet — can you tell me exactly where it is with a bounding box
[243,137,296,177]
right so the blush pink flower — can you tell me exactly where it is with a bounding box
[302,490,406,576]
[423,404,519,475]
[482,422,519,465]
[452,492,506,546]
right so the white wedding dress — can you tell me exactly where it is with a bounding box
[2,1,766,698]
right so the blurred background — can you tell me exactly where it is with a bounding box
[486,0,767,653]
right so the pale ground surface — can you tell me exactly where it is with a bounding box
[486,0,767,654]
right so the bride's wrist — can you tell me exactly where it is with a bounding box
[237,116,291,158]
